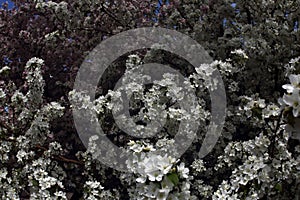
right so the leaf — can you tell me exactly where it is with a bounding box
[167,173,179,186]
[275,183,283,193]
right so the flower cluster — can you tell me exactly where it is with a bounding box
[1,0,300,198]
[280,74,300,117]
[35,0,68,14]
[66,51,300,199]
[0,58,67,199]
[124,140,194,200]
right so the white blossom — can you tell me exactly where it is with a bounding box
[282,88,300,117]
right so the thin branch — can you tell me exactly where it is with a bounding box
[100,5,128,28]
[35,144,84,165]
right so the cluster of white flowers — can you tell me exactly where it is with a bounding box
[134,153,176,183]
[1,47,300,199]
[279,74,300,117]
[0,57,69,199]
[83,179,117,200]
[212,180,239,200]
[231,49,249,60]
[126,54,142,69]
[44,30,60,41]
[0,88,5,100]
[283,57,299,77]
[212,60,235,76]
[82,54,202,140]
[22,157,67,199]
[0,66,10,74]
[25,101,64,145]
[191,63,219,91]
[124,140,194,200]
[191,159,206,174]
[16,148,35,163]
[0,141,12,162]
[35,0,68,13]
[262,103,280,119]
[76,151,120,200]
[238,95,266,118]
[68,52,299,199]
[214,120,299,199]
[24,57,45,109]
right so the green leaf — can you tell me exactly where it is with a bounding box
[32,179,39,187]
[251,107,262,119]
[167,173,179,186]
[275,183,282,193]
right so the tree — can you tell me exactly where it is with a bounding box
[0,0,299,199]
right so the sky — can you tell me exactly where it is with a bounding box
[0,0,14,9]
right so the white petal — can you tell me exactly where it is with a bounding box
[289,74,300,85]
[282,84,294,93]
[136,176,147,183]
[283,94,295,106]
[293,108,299,117]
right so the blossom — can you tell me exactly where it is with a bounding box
[156,188,171,200]
[282,74,300,93]
[231,49,249,59]
[0,66,10,74]
[2,1,300,198]
[141,154,175,182]
[143,183,159,198]
[177,162,189,179]
[16,149,34,162]
[0,88,5,99]
[262,104,280,118]
[85,180,104,190]
[0,168,8,181]
[25,57,44,68]
[282,88,300,117]
[191,159,206,174]
[126,54,142,69]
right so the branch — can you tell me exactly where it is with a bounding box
[35,144,84,165]
[268,110,284,158]
[100,5,129,29]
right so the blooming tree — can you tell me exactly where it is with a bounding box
[0,0,300,199]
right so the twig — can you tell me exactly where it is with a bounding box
[35,144,83,165]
